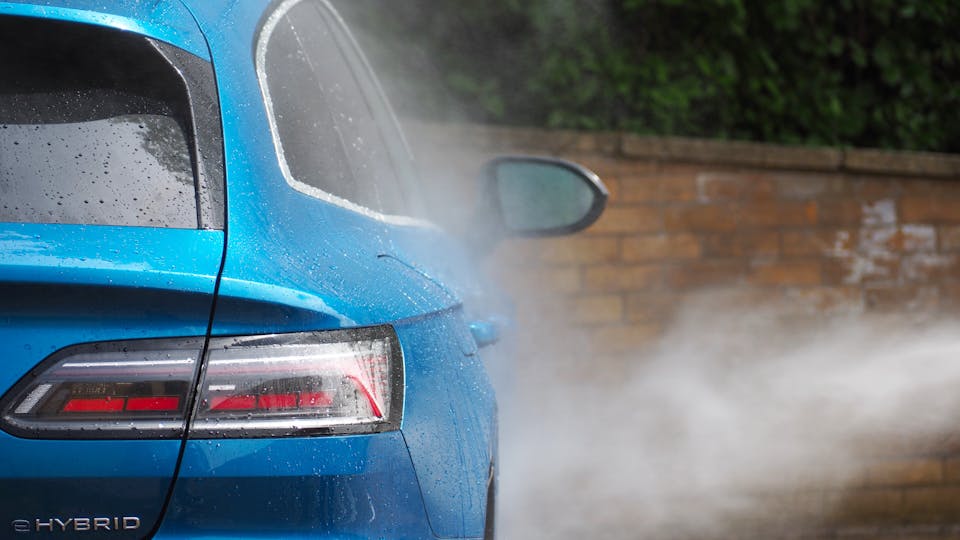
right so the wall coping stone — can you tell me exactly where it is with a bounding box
[408,121,960,179]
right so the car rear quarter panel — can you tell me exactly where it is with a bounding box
[174,1,498,537]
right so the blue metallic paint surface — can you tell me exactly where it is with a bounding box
[0,225,223,393]
[153,432,435,538]
[0,435,183,536]
[393,314,496,538]
[0,0,209,58]
[0,225,223,534]
[0,225,223,297]
[0,1,499,538]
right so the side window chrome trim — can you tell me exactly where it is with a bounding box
[254,0,431,228]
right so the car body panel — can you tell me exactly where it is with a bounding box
[394,314,496,538]
[0,0,209,59]
[0,225,223,299]
[153,432,436,539]
[0,435,182,538]
[0,224,223,394]
[0,225,224,537]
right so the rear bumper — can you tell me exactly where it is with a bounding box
[151,431,438,539]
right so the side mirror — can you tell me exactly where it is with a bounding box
[484,155,608,237]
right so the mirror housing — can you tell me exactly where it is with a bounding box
[469,155,607,251]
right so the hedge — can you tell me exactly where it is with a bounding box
[334,0,960,153]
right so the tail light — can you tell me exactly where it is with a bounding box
[0,338,203,439]
[191,327,402,438]
[0,327,402,439]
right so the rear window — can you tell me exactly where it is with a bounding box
[0,17,217,229]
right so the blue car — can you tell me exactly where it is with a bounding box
[0,1,607,538]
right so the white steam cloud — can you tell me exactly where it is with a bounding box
[497,295,960,539]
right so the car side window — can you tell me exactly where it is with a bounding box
[258,0,411,217]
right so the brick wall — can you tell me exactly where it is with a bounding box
[412,122,960,342]
[408,123,960,538]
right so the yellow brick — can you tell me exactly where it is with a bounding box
[657,165,700,202]
[586,206,661,234]
[538,237,620,265]
[616,177,659,203]
[589,323,662,353]
[782,229,856,257]
[664,204,737,232]
[940,225,960,252]
[784,286,862,314]
[665,260,744,289]
[704,231,779,257]
[863,458,943,487]
[825,489,903,526]
[749,261,822,286]
[622,233,701,262]
[583,264,660,292]
[568,294,623,324]
[625,293,676,323]
[902,197,960,224]
[535,267,581,294]
[903,487,960,523]
[943,457,960,482]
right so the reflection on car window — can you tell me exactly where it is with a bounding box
[0,116,194,227]
[0,16,199,229]
[259,0,410,216]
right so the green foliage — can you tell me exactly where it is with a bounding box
[335,0,960,152]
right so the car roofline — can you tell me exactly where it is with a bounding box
[0,0,210,59]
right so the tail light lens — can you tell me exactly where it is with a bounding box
[0,338,203,439]
[0,327,403,439]
[191,327,402,438]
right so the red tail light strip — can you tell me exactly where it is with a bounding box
[206,390,351,411]
[126,396,180,412]
[61,396,182,413]
[258,394,297,410]
[210,395,256,411]
[62,398,125,413]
